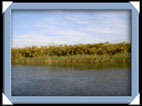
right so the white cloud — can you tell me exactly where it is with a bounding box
[11,31,88,48]
[12,34,66,48]
[12,10,131,48]
[87,26,128,35]
[53,31,87,40]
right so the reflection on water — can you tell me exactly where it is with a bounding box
[12,64,131,96]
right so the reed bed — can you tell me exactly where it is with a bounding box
[12,53,131,65]
[11,42,131,65]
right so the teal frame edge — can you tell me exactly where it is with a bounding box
[3,3,139,104]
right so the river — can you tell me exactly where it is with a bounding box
[12,65,131,96]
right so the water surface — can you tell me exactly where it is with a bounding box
[12,65,131,96]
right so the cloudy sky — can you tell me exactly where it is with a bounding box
[12,10,131,48]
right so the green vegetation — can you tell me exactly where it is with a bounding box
[12,42,131,65]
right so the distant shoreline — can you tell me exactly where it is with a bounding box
[12,42,131,66]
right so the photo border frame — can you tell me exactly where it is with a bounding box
[3,2,139,104]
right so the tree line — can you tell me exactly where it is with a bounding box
[12,42,131,60]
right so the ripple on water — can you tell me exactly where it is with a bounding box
[12,65,131,96]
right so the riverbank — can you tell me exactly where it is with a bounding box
[12,52,131,65]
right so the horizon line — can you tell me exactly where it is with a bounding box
[11,41,131,49]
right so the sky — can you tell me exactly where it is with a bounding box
[12,10,131,48]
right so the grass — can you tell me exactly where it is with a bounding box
[12,52,131,66]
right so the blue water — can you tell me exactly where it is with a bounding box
[12,65,131,96]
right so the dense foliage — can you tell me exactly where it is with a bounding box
[11,42,131,65]
[12,42,131,59]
